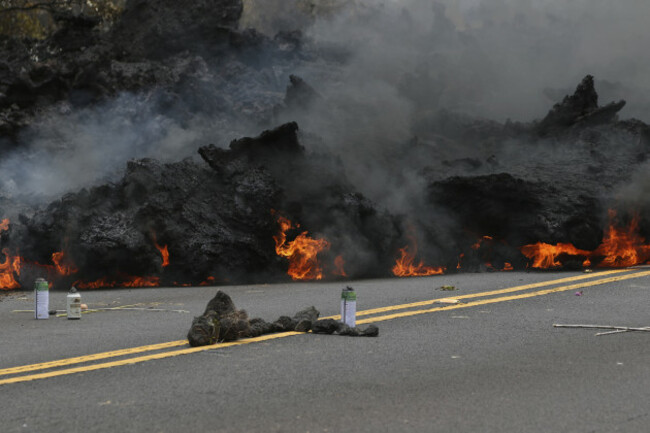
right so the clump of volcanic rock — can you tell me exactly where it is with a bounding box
[188,290,377,346]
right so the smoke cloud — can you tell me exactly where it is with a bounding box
[4,0,650,238]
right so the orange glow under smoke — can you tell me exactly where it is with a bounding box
[155,243,170,267]
[152,232,170,267]
[273,215,330,280]
[333,255,347,277]
[0,248,21,289]
[199,276,216,286]
[51,251,78,276]
[0,220,20,290]
[471,236,493,250]
[392,234,446,277]
[74,275,160,289]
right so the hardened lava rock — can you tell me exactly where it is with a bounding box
[187,290,251,346]
[188,291,323,346]
[272,305,321,332]
[187,311,220,347]
[187,291,376,347]
[312,319,379,337]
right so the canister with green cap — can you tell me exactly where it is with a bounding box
[340,286,356,327]
[34,278,49,320]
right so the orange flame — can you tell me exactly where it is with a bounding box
[199,276,216,286]
[0,248,21,290]
[520,242,591,268]
[151,232,170,267]
[520,210,650,269]
[52,251,78,276]
[274,215,330,280]
[0,220,21,290]
[471,236,493,250]
[593,210,650,267]
[392,234,445,277]
[74,275,160,289]
[155,243,170,267]
[333,255,347,277]
[457,253,464,269]
[503,262,514,271]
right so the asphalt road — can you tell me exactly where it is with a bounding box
[1,269,649,433]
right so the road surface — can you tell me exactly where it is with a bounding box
[1,269,649,432]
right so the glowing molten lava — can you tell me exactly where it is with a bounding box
[520,242,592,268]
[521,210,650,268]
[392,234,445,277]
[0,217,173,289]
[74,275,160,289]
[273,215,330,280]
[52,251,78,276]
[333,255,347,277]
[151,233,170,267]
[0,220,21,290]
[155,243,170,267]
[594,210,650,267]
[0,248,21,290]
[471,236,493,250]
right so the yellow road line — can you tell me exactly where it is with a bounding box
[356,270,650,324]
[3,269,649,386]
[325,269,629,320]
[0,333,300,386]
[0,340,187,377]
[2,270,625,377]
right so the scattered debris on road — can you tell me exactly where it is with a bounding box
[554,323,650,336]
[187,291,378,347]
[12,305,189,317]
[440,285,457,291]
[435,298,461,304]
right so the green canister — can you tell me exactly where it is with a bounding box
[34,278,49,320]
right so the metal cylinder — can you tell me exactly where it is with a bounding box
[340,286,357,327]
[66,286,81,320]
[34,278,49,320]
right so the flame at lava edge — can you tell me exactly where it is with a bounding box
[273,214,331,281]
[0,219,174,290]
[392,233,446,277]
[520,210,650,269]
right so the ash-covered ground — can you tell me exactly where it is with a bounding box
[2,0,650,289]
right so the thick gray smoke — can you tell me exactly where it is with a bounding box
[250,0,650,121]
[0,94,217,200]
[0,71,287,202]
[257,0,650,211]
[5,0,650,210]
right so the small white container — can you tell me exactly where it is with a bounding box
[34,278,49,320]
[66,287,82,320]
[340,286,357,327]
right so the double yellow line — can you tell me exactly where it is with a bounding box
[1,268,647,386]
